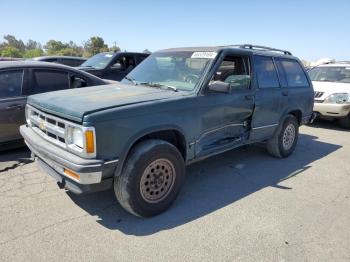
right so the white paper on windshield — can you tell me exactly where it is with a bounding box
[105,54,113,57]
[191,52,217,59]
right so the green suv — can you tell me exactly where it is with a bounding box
[20,45,314,217]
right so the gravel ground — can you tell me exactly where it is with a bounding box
[0,120,349,262]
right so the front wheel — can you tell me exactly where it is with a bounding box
[267,115,299,158]
[114,139,185,217]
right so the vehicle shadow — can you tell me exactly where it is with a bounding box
[68,133,341,236]
[308,118,349,131]
[0,147,31,173]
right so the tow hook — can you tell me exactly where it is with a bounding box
[57,180,66,189]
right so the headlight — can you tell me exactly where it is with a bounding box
[67,127,84,148]
[324,93,349,104]
[25,106,32,125]
[66,126,96,157]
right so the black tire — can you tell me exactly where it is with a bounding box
[114,139,185,217]
[338,114,350,129]
[267,115,299,158]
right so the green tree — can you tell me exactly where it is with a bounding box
[44,40,69,55]
[26,39,42,50]
[3,35,25,52]
[23,48,44,58]
[84,36,108,56]
[0,46,23,57]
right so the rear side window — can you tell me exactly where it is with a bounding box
[44,58,58,63]
[276,59,309,87]
[31,70,69,94]
[254,56,280,88]
[62,59,83,67]
[0,69,23,98]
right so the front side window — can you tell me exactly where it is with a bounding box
[254,56,280,88]
[276,59,309,87]
[122,51,214,91]
[80,52,114,69]
[31,70,69,94]
[115,56,136,72]
[0,69,23,98]
[70,74,87,89]
[308,66,350,83]
[213,55,250,90]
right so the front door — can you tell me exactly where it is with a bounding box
[195,54,254,157]
[0,69,26,143]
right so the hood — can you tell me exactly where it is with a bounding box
[312,81,350,100]
[27,82,183,122]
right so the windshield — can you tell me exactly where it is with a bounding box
[80,52,114,69]
[308,66,350,83]
[121,51,215,91]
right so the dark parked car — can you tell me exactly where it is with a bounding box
[0,57,24,61]
[0,61,109,149]
[76,51,149,81]
[21,45,314,217]
[32,56,87,67]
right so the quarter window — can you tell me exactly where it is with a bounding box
[254,56,280,88]
[276,59,308,87]
[31,70,69,94]
[0,69,23,98]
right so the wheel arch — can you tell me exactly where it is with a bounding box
[114,126,187,177]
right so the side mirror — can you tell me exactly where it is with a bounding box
[111,62,122,70]
[208,81,230,93]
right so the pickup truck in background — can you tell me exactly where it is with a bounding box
[76,51,149,81]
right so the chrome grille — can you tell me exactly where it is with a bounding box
[28,106,67,148]
[314,91,324,98]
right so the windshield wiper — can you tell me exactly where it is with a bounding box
[141,82,178,92]
[124,76,138,85]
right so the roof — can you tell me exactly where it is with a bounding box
[0,60,80,69]
[316,61,350,67]
[0,61,105,82]
[157,44,295,58]
[32,56,86,60]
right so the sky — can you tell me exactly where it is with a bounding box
[1,0,349,61]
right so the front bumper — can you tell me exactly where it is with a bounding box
[20,125,117,194]
[314,103,350,118]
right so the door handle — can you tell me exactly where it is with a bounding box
[245,95,254,100]
[282,91,289,96]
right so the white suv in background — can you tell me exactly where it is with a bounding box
[308,62,350,128]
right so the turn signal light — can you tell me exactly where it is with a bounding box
[85,130,95,153]
[64,169,80,180]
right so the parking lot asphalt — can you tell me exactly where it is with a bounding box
[0,120,349,262]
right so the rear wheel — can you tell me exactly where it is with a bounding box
[114,139,185,217]
[267,115,299,158]
[338,113,350,129]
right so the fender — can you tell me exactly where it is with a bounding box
[114,124,188,177]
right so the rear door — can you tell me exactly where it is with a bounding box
[274,58,313,119]
[250,55,285,141]
[0,69,26,143]
[26,69,70,95]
